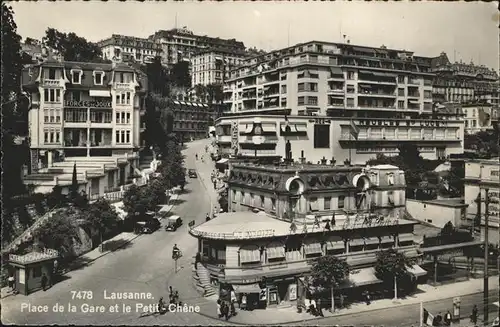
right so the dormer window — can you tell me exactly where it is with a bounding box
[71,69,82,84]
[387,173,395,186]
[93,71,104,85]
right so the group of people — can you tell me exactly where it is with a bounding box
[157,286,182,314]
[217,299,236,320]
[305,298,324,317]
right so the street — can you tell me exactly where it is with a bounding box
[1,140,228,326]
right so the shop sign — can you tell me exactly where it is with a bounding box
[288,284,297,301]
[196,229,275,239]
[310,118,330,125]
[64,100,112,108]
[357,119,449,128]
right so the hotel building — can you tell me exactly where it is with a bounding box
[463,158,500,245]
[98,34,163,65]
[21,56,147,196]
[191,48,247,86]
[190,163,426,306]
[431,52,499,105]
[148,27,246,67]
[216,41,464,164]
[462,103,499,134]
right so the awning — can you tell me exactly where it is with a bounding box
[309,201,319,211]
[330,67,343,75]
[359,84,372,89]
[398,233,414,243]
[217,158,229,164]
[304,243,323,255]
[349,267,382,286]
[352,46,374,54]
[89,90,111,97]
[244,125,253,133]
[173,100,180,105]
[267,245,285,259]
[349,238,365,247]
[233,283,262,294]
[203,104,209,108]
[262,124,276,133]
[407,265,427,277]
[364,237,380,245]
[326,240,344,250]
[215,56,223,61]
[295,124,308,133]
[359,70,373,75]
[372,71,394,78]
[240,249,261,263]
[380,236,395,244]
[179,101,187,105]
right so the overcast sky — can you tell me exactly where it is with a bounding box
[10,0,499,70]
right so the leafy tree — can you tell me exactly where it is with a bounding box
[33,212,79,257]
[169,61,191,88]
[464,130,500,158]
[310,255,350,311]
[218,192,228,213]
[24,37,39,45]
[144,179,167,210]
[194,84,207,101]
[43,27,104,62]
[374,248,416,299]
[123,184,148,217]
[81,198,119,250]
[144,57,170,96]
[206,83,224,104]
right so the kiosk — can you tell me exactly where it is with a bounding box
[8,249,59,295]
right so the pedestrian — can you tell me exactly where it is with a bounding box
[174,290,179,303]
[471,304,478,325]
[195,252,201,269]
[230,301,237,317]
[223,302,230,320]
[169,286,174,295]
[217,299,222,318]
[41,273,48,291]
[444,310,452,326]
[240,293,247,310]
[317,298,324,317]
[8,274,15,292]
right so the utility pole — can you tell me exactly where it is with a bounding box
[483,187,489,326]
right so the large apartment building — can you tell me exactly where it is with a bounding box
[148,27,246,67]
[98,34,163,65]
[462,103,499,134]
[431,52,499,105]
[191,48,247,86]
[216,41,464,163]
[21,54,148,196]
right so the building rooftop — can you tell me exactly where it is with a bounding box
[190,211,417,241]
[231,162,365,173]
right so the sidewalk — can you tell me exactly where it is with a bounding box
[193,276,499,325]
[0,189,180,300]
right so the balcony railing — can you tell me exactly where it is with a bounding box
[358,91,396,97]
[407,93,420,98]
[43,79,60,86]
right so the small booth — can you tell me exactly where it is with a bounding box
[8,249,59,295]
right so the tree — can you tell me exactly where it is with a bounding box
[123,184,148,217]
[206,84,224,104]
[43,28,104,62]
[169,61,191,88]
[464,130,500,158]
[374,248,416,300]
[310,255,350,312]
[218,191,228,213]
[144,179,167,210]
[70,163,78,201]
[144,57,170,96]
[81,198,119,251]
[24,37,39,45]
[33,212,79,258]
[194,84,207,101]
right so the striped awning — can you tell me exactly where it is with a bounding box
[349,238,365,247]
[173,100,180,105]
[326,240,344,250]
[364,237,380,245]
[240,249,261,264]
[398,233,415,243]
[303,243,322,255]
[267,245,285,259]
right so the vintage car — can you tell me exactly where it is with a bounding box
[136,218,160,234]
[165,215,183,231]
[188,169,197,178]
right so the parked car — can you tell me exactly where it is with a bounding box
[165,215,183,231]
[188,169,197,178]
[136,218,161,234]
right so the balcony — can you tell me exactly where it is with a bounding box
[328,88,345,95]
[43,79,62,87]
[408,79,420,85]
[357,91,396,99]
[114,82,134,90]
[407,92,420,98]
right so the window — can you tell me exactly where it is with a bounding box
[398,75,405,83]
[271,198,276,211]
[43,89,61,103]
[126,92,131,105]
[347,71,354,80]
[125,130,130,143]
[72,70,82,84]
[309,197,319,212]
[324,196,331,210]
[71,91,81,102]
[308,83,318,92]
[338,195,345,209]
[307,96,318,105]
[298,83,305,92]
[298,96,305,105]
[398,88,405,96]
[48,68,56,80]
[314,124,330,148]
[346,98,355,107]
[260,195,265,208]
[346,85,355,94]
[424,90,432,99]
[94,72,104,85]
[398,100,405,109]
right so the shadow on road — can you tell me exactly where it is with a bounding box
[64,256,94,271]
[102,238,134,252]
[178,188,192,195]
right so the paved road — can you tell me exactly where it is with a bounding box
[1,139,229,326]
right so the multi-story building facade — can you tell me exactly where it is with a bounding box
[463,158,500,245]
[191,48,247,86]
[431,52,499,105]
[21,56,147,196]
[148,27,246,67]
[216,41,464,163]
[98,34,163,65]
[462,103,499,134]
[167,95,213,141]
[190,163,426,305]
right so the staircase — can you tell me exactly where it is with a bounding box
[192,262,217,297]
